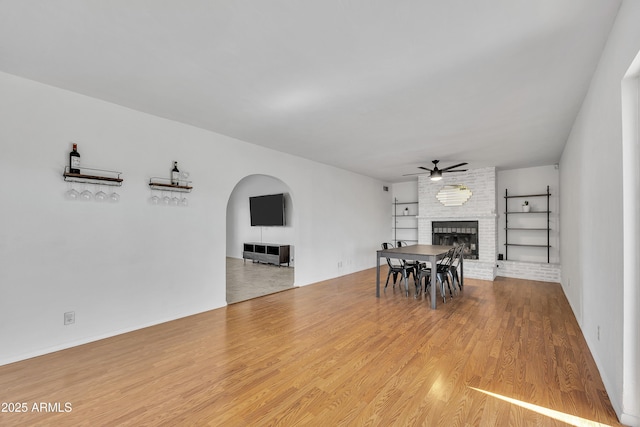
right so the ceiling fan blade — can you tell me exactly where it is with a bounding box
[402,172,427,176]
[440,162,468,171]
[418,166,434,172]
[443,169,468,173]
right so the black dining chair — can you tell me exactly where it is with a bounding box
[396,241,420,274]
[416,247,456,302]
[382,242,417,296]
[448,244,465,291]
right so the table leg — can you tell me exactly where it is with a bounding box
[430,255,437,309]
[376,255,381,297]
[460,252,464,288]
[403,270,409,297]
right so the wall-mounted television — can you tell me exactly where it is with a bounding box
[250,193,286,226]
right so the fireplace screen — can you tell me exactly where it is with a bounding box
[432,221,479,259]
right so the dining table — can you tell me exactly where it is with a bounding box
[376,244,461,309]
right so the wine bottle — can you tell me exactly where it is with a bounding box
[171,161,179,185]
[69,143,80,174]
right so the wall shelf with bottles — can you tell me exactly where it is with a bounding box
[148,177,193,193]
[63,166,123,186]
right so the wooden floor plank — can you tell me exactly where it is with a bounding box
[0,270,623,426]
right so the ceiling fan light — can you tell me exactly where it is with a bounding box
[430,170,443,181]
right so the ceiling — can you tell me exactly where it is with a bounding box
[0,1,622,182]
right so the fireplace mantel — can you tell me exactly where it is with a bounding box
[417,213,497,219]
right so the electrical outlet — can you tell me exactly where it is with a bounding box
[64,311,75,325]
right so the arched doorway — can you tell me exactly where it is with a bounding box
[225,174,295,303]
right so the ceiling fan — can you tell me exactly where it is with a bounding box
[404,160,468,181]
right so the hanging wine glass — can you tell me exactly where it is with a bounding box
[171,195,180,206]
[180,196,188,207]
[65,182,79,200]
[109,189,120,202]
[162,191,171,205]
[66,188,79,200]
[150,189,160,205]
[95,185,107,202]
[80,185,93,201]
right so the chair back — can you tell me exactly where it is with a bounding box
[396,241,420,268]
[381,242,403,268]
[437,247,456,271]
[451,244,464,266]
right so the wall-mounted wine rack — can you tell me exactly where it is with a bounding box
[63,166,123,186]
[149,177,193,193]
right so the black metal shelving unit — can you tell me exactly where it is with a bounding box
[392,198,418,245]
[504,185,551,263]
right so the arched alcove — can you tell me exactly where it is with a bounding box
[225,174,295,303]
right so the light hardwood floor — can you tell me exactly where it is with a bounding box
[0,270,623,426]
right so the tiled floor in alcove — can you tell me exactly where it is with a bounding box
[226,257,294,304]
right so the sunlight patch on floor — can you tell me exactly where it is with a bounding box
[469,387,611,427]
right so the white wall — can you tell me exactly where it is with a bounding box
[622,54,640,426]
[0,71,391,365]
[496,165,560,263]
[391,181,418,204]
[560,0,640,423]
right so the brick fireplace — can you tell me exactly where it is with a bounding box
[418,167,497,280]
[432,220,479,259]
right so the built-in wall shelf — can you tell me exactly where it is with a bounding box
[63,166,123,186]
[505,243,549,247]
[149,177,192,193]
[505,211,551,214]
[504,186,551,263]
[505,193,548,199]
[505,227,547,230]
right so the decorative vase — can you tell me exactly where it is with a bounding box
[522,205,531,213]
